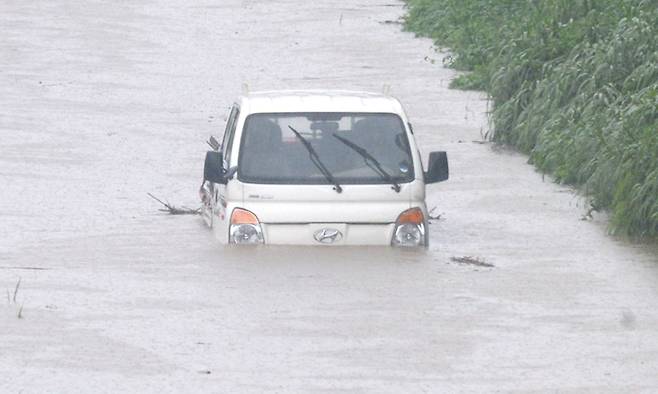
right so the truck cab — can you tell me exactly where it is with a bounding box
[201,90,448,247]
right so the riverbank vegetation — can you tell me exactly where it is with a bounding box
[405,0,658,239]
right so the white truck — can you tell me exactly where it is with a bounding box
[200,90,448,247]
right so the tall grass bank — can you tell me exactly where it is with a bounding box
[405,0,657,239]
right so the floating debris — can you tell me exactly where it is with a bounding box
[147,193,200,215]
[428,206,443,222]
[450,256,494,268]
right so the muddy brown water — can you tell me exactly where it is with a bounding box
[1,0,658,392]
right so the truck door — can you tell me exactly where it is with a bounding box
[212,105,240,240]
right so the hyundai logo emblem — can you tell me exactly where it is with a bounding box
[313,228,343,244]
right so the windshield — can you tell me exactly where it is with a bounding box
[237,113,415,185]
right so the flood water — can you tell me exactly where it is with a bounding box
[1,0,658,392]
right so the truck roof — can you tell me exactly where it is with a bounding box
[239,90,405,114]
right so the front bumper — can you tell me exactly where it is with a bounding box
[261,223,396,246]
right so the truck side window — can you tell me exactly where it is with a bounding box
[222,106,240,165]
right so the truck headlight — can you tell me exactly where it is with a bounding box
[391,207,426,247]
[229,208,264,244]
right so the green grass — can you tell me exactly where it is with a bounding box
[405,0,658,239]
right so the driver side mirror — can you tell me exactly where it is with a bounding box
[424,151,449,184]
[204,151,227,184]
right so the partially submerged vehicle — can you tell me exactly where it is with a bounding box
[200,90,448,247]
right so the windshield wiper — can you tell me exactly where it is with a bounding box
[288,126,343,193]
[332,133,401,193]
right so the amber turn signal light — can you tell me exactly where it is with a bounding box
[231,208,260,225]
[396,207,424,225]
